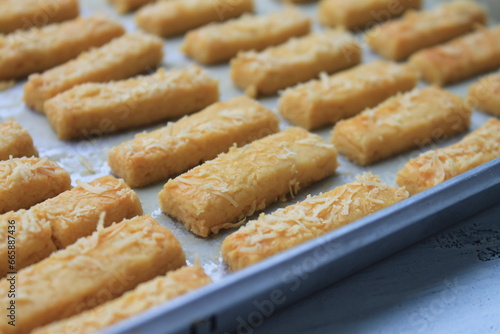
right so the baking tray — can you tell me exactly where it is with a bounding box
[0,0,499,333]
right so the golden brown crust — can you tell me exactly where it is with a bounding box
[108,0,156,13]
[0,210,56,278]
[44,66,219,140]
[231,29,361,96]
[181,7,311,65]
[108,96,279,187]
[33,175,143,249]
[0,157,71,214]
[136,0,254,37]
[0,0,79,34]
[467,71,500,117]
[0,14,124,80]
[24,33,164,113]
[366,1,486,61]
[159,127,338,237]
[0,119,38,160]
[278,61,419,130]
[409,26,500,85]
[331,87,472,165]
[396,118,500,195]
[0,215,185,334]
[222,173,409,270]
[33,266,211,334]
[318,0,422,30]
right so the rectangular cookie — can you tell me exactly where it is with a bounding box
[0,210,55,278]
[159,127,338,237]
[318,0,422,30]
[467,71,500,117]
[0,119,38,160]
[136,0,254,37]
[0,175,143,276]
[279,61,419,130]
[32,265,211,334]
[0,215,185,334]
[230,29,361,96]
[24,33,164,113]
[0,0,79,34]
[108,0,156,13]
[181,7,310,64]
[366,1,487,61]
[409,26,500,85]
[44,66,219,140]
[396,118,500,195]
[222,173,409,271]
[108,96,280,187]
[331,87,472,165]
[0,14,124,81]
[0,157,71,214]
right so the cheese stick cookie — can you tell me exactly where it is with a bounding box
[409,26,500,85]
[0,119,38,160]
[397,119,500,195]
[332,87,472,165]
[318,0,421,30]
[182,8,310,65]
[0,215,185,334]
[0,157,70,214]
[366,1,486,61]
[231,29,361,97]
[109,0,155,13]
[222,173,409,271]
[467,71,500,117]
[109,96,280,187]
[279,61,419,130]
[0,210,55,278]
[0,176,142,276]
[33,265,211,334]
[0,14,124,81]
[159,127,338,237]
[136,0,254,37]
[45,66,219,140]
[24,33,164,113]
[0,0,79,34]
[33,175,143,249]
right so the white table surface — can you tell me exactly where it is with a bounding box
[249,203,500,334]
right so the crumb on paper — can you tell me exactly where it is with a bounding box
[79,155,96,174]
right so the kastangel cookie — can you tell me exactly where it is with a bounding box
[467,71,500,117]
[0,14,124,80]
[331,87,472,165]
[397,118,500,195]
[366,1,487,61]
[0,119,38,160]
[159,127,338,237]
[108,0,155,13]
[136,0,253,37]
[0,210,55,278]
[24,33,164,113]
[230,29,361,97]
[109,96,280,187]
[410,26,500,85]
[0,157,70,214]
[222,173,409,271]
[0,175,143,276]
[318,0,422,30]
[0,0,79,34]
[33,265,211,334]
[181,7,310,65]
[44,66,219,140]
[0,215,185,334]
[33,175,142,249]
[279,61,419,130]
